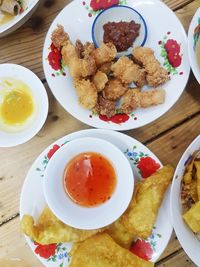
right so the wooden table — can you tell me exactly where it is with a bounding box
[0,0,200,266]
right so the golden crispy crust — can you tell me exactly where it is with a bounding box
[102,78,128,101]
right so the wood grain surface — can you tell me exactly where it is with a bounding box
[0,0,199,266]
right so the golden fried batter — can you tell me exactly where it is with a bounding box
[20,207,101,245]
[69,234,154,267]
[74,79,97,109]
[121,89,141,114]
[132,47,169,87]
[122,165,174,238]
[92,70,108,92]
[99,62,113,75]
[51,25,69,49]
[95,95,116,118]
[111,56,146,87]
[102,78,128,101]
[92,42,117,66]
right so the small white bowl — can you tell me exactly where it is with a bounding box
[44,137,134,230]
[0,0,39,37]
[188,8,200,84]
[92,5,148,57]
[170,135,200,266]
[0,64,48,147]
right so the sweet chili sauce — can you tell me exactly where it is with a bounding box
[64,152,116,207]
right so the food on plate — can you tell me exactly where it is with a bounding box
[51,25,170,119]
[92,70,108,92]
[122,165,174,238]
[0,77,36,132]
[103,20,141,52]
[106,182,141,248]
[95,95,116,118]
[73,79,97,109]
[196,40,200,69]
[102,78,128,101]
[20,206,102,245]
[92,42,117,66]
[69,233,154,267]
[111,56,146,87]
[183,201,200,233]
[132,47,170,87]
[64,152,116,207]
[121,88,165,114]
[181,150,200,234]
[0,0,23,15]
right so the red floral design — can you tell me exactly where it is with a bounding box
[130,239,153,261]
[90,0,119,11]
[99,113,129,124]
[34,242,57,259]
[164,39,180,54]
[47,144,60,159]
[48,43,62,71]
[137,157,161,178]
[167,52,182,68]
[164,39,182,68]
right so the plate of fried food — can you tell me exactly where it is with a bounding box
[43,0,189,130]
[20,129,174,267]
[171,135,200,266]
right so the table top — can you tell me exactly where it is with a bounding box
[0,0,200,266]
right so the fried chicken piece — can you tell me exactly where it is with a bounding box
[140,89,165,108]
[121,88,165,114]
[62,44,97,79]
[99,62,113,75]
[102,78,128,101]
[82,42,95,58]
[95,95,116,118]
[75,39,84,58]
[121,88,141,114]
[132,47,169,87]
[92,42,117,66]
[51,25,69,49]
[74,79,97,109]
[92,71,108,92]
[111,56,146,87]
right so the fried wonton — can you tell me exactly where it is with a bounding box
[106,182,141,248]
[194,161,200,200]
[20,206,101,245]
[122,165,174,238]
[183,201,200,233]
[69,233,154,267]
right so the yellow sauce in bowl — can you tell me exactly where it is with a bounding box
[0,11,14,26]
[0,78,36,132]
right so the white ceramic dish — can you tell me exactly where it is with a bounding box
[43,0,190,131]
[92,5,147,57]
[44,137,134,230]
[188,8,200,84]
[170,135,200,266]
[0,64,48,147]
[0,0,39,37]
[20,129,173,266]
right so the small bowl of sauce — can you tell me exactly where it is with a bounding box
[0,64,48,147]
[92,5,148,57]
[44,137,134,230]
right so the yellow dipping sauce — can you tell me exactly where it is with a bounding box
[0,11,14,26]
[0,78,35,132]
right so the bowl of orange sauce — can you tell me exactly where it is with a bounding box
[44,137,134,230]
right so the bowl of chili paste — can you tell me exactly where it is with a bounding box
[92,5,147,56]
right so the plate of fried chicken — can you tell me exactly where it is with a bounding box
[43,0,190,130]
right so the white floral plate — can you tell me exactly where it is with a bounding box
[20,129,173,266]
[170,135,200,266]
[43,0,190,131]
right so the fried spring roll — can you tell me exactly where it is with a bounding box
[1,0,21,15]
